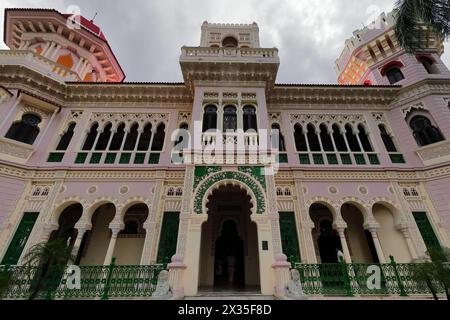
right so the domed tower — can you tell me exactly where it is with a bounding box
[335,11,450,86]
[3,8,125,82]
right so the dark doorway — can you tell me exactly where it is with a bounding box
[214,220,245,288]
[317,219,342,263]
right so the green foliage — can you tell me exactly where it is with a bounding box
[22,239,76,300]
[394,0,450,53]
[412,246,450,300]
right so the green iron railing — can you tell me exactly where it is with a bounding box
[293,258,448,297]
[0,258,166,300]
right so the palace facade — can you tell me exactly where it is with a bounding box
[0,8,449,299]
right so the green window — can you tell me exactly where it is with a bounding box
[279,212,301,263]
[156,212,180,263]
[299,153,310,165]
[413,212,440,250]
[1,212,39,265]
[47,152,64,163]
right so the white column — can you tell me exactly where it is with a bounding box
[335,225,352,263]
[397,225,419,260]
[72,227,90,258]
[367,226,387,263]
[103,228,121,265]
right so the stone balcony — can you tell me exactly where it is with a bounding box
[179,47,280,92]
[180,46,279,64]
[0,137,35,164]
[416,140,450,166]
[0,50,79,82]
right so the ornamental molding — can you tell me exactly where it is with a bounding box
[90,112,169,130]
[193,170,266,215]
[268,85,399,106]
[0,137,35,160]
[401,102,428,119]
[393,79,450,108]
[177,111,191,125]
[290,113,367,129]
[416,140,450,166]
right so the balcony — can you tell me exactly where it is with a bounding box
[180,46,279,63]
[0,261,165,300]
[416,140,450,166]
[0,137,35,164]
[0,50,79,82]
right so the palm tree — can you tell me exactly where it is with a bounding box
[22,239,76,300]
[394,0,450,53]
[413,246,450,300]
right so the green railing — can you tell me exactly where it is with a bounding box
[0,259,166,300]
[293,258,448,297]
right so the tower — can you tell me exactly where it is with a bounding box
[335,11,450,86]
[3,8,125,82]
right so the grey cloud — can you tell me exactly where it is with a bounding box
[1,0,449,83]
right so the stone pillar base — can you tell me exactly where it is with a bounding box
[168,254,187,299]
[272,253,291,296]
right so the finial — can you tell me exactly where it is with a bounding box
[91,12,98,23]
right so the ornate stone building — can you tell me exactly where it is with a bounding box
[0,9,449,298]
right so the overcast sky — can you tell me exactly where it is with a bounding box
[1,0,449,83]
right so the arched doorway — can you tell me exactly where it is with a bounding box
[113,203,149,265]
[341,203,378,263]
[78,203,116,265]
[50,203,83,246]
[372,203,411,262]
[309,203,342,263]
[199,184,260,291]
[214,220,245,287]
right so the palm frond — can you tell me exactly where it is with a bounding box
[394,0,450,53]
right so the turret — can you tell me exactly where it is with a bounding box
[335,11,450,86]
[2,8,125,82]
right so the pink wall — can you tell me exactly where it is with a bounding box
[425,178,450,234]
[0,176,25,230]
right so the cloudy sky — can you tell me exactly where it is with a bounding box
[1,0,449,83]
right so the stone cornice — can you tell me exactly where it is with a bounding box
[392,78,450,108]
[267,85,400,106]
[1,162,450,184]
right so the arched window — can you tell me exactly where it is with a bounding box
[175,188,183,196]
[151,123,166,151]
[271,123,286,152]
[357,124,373,152]
[294,124,308,151]
[167,188,175,196]
[378,124,397,152]
[222,36,238,47]
[95,123,112,150]
[306,124,321,151]
[319,124,334,151]
[332,124,348,152]
[202,105,217,132]
[276,187,283,196]
[403,188,411,196]
[82,122,99,150]
[32,187,41,197]
[385,66,405,84]
[345,124,361,151]
[56,122,76,151]
[5,113,41,145]
[137,123,153,151]
[284,188,291,196]
[174,123,189,148]
[223,106,237,132]
[411,188,419,196]
[109,123,126,151]
[243,106,257,132]
[123,123,139,151]
[418,56,439,74]
[41,187,50,196]
[409,115,444,146]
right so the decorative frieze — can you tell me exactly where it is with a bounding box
[0,137,35,161]
[416,140,450,166]
[290,113,367,128]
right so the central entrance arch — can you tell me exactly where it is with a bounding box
[199,184,260,291]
